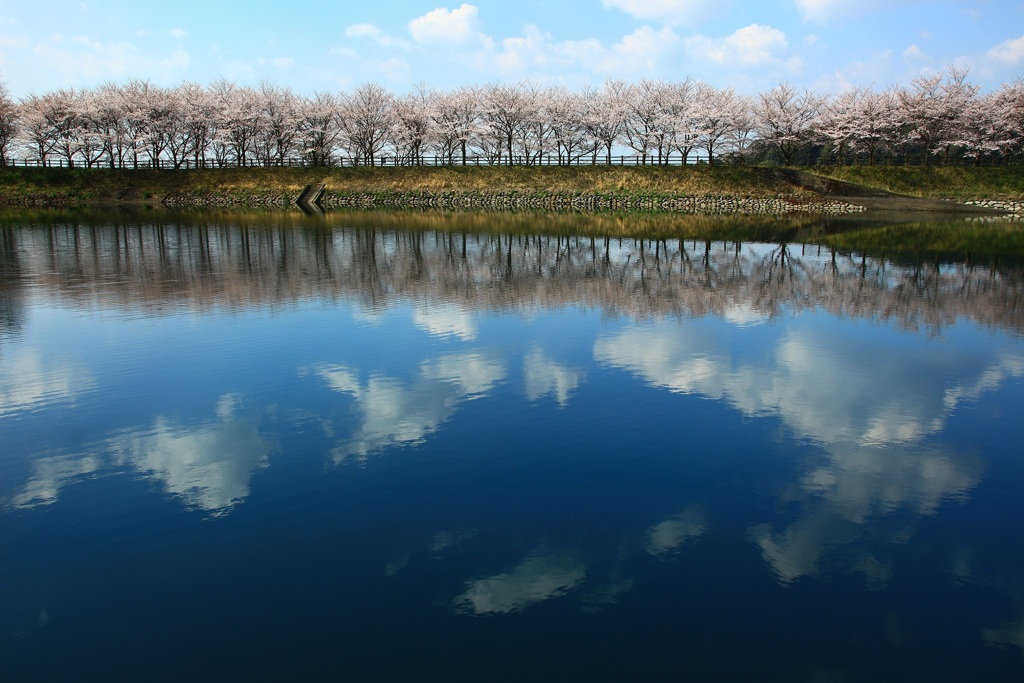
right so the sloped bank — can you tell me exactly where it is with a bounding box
[0,166,1016,216]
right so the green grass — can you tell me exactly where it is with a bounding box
[0,165,824,204]
[811,165,1024,201]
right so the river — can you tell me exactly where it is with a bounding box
[2,209,1023,681]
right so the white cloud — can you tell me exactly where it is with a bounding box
[494,24,549,71]
[345,23,413,50]
[25,35,190,90]
[408,4,490,48]
[903,43,928,61]
[221,59,256,82]
[168,28,186,39]
[796,0,917,23]
[346,23,384,40]
[987,35,1024,64]
[685,24,799,70]
[593,317,1007,586]
[481,24,679,79]
[455,548,586,615]
[812,49,894,92]
[795,0,855,22]
[607,25,680,72]
[601,0,717,25]
[328,46,359,61]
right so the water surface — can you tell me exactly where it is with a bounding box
[2,210,1023,681]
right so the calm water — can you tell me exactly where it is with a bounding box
[2,210,1024,681]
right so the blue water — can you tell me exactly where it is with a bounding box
[2,212,1024,681]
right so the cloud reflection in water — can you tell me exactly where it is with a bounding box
[108,394,272,514]
[455,548,587,616]
[594,321,1012,584]
[523,347,585,407]
[317,352,506,462]
[0,349,95,417]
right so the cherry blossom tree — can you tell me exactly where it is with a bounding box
[582,80,628,165]
[897,67,978,166]
[621,79,664,164]
[817,87,865,165]
[956,91,1003,166]
[391,84,436,165]
[480,82,532,166]
[16,94,56,164]
[433,85,484,165]
[848,87,899,165]
[173,81,216,168]
[0,82,18,166]
[19,88,80,167]
[546,86,589,165]
[253,81,301,166]
[991,79,1024,163]
[519,83,555,165]
[693,83,743,166]
[299,92,342,166]
[222,83,262,167]
[0,72,1018,169]
[753,83,823,166]
[341,83,394,166]
[660,79,697,164]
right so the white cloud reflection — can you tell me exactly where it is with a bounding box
[523,348,584,407]
[594,321,1008,584]
[984,617,1024,655]
[750,443,982,584]
[0,349,95,416]
[8,451,103,509]
[109,394,271,514]
[318,352,505,462]
[8,394,272,514]
[645,504,708,556]
[455,548,586,615]
[593,322,1024,448]
[412,303,478,341]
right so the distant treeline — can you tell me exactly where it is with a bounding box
[0,67,1021,170]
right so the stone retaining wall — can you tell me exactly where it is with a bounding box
[962,199,1023,216]
[319,191,867,214]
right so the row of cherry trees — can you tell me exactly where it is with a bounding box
[0,68,1021,169]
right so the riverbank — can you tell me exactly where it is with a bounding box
[0,165,1020,215]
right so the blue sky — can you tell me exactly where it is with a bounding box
[1,0,1022,97]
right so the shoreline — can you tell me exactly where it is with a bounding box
[0,166,1019,217]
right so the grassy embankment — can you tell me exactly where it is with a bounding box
[813,165,1024,202]
[0,165,835,205]
[1,164,1022,204]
